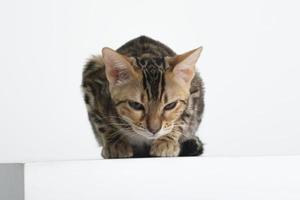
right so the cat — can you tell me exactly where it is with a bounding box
[82,36,204,158]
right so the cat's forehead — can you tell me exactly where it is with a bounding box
[135,56,167,71]
[132,56,167,101]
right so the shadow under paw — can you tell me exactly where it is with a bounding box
[180,137,204,156]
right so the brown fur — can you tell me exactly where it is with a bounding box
[82,36,205,158]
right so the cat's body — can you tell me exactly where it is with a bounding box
[82,36,204,158]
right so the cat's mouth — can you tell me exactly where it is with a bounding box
[130,127,154,139]
[131,126,165,139]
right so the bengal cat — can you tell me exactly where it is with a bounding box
[82,36,204,158]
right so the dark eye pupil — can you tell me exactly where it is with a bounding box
[164,101,177,110]
[128,101,144,110]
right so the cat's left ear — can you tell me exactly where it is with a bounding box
[170,47,203,84]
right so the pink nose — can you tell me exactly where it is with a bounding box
[146,112,162,135]
[147,126,161,134]
[146,118,162,134]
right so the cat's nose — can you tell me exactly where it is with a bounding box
[146,114,162,135]
[148,126,161,135]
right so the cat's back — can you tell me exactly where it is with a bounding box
[117,36,176,58]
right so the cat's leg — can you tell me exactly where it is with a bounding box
[101,133,133,159]
[150,131,181,157]
[179,136,204,156]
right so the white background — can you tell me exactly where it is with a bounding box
[0,0,299,162]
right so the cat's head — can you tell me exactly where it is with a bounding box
[102,47,202,139]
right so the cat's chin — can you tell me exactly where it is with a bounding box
[140,135,157,140]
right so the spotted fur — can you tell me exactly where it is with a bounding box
[82,36,204,158]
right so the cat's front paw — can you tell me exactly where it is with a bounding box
[180,137,204,156]
[150,138,180,157]
[101,141,133,159]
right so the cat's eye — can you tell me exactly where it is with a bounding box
[164,101,177,110]
[128,101,144,111]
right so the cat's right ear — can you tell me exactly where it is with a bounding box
[102,48,137,87]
